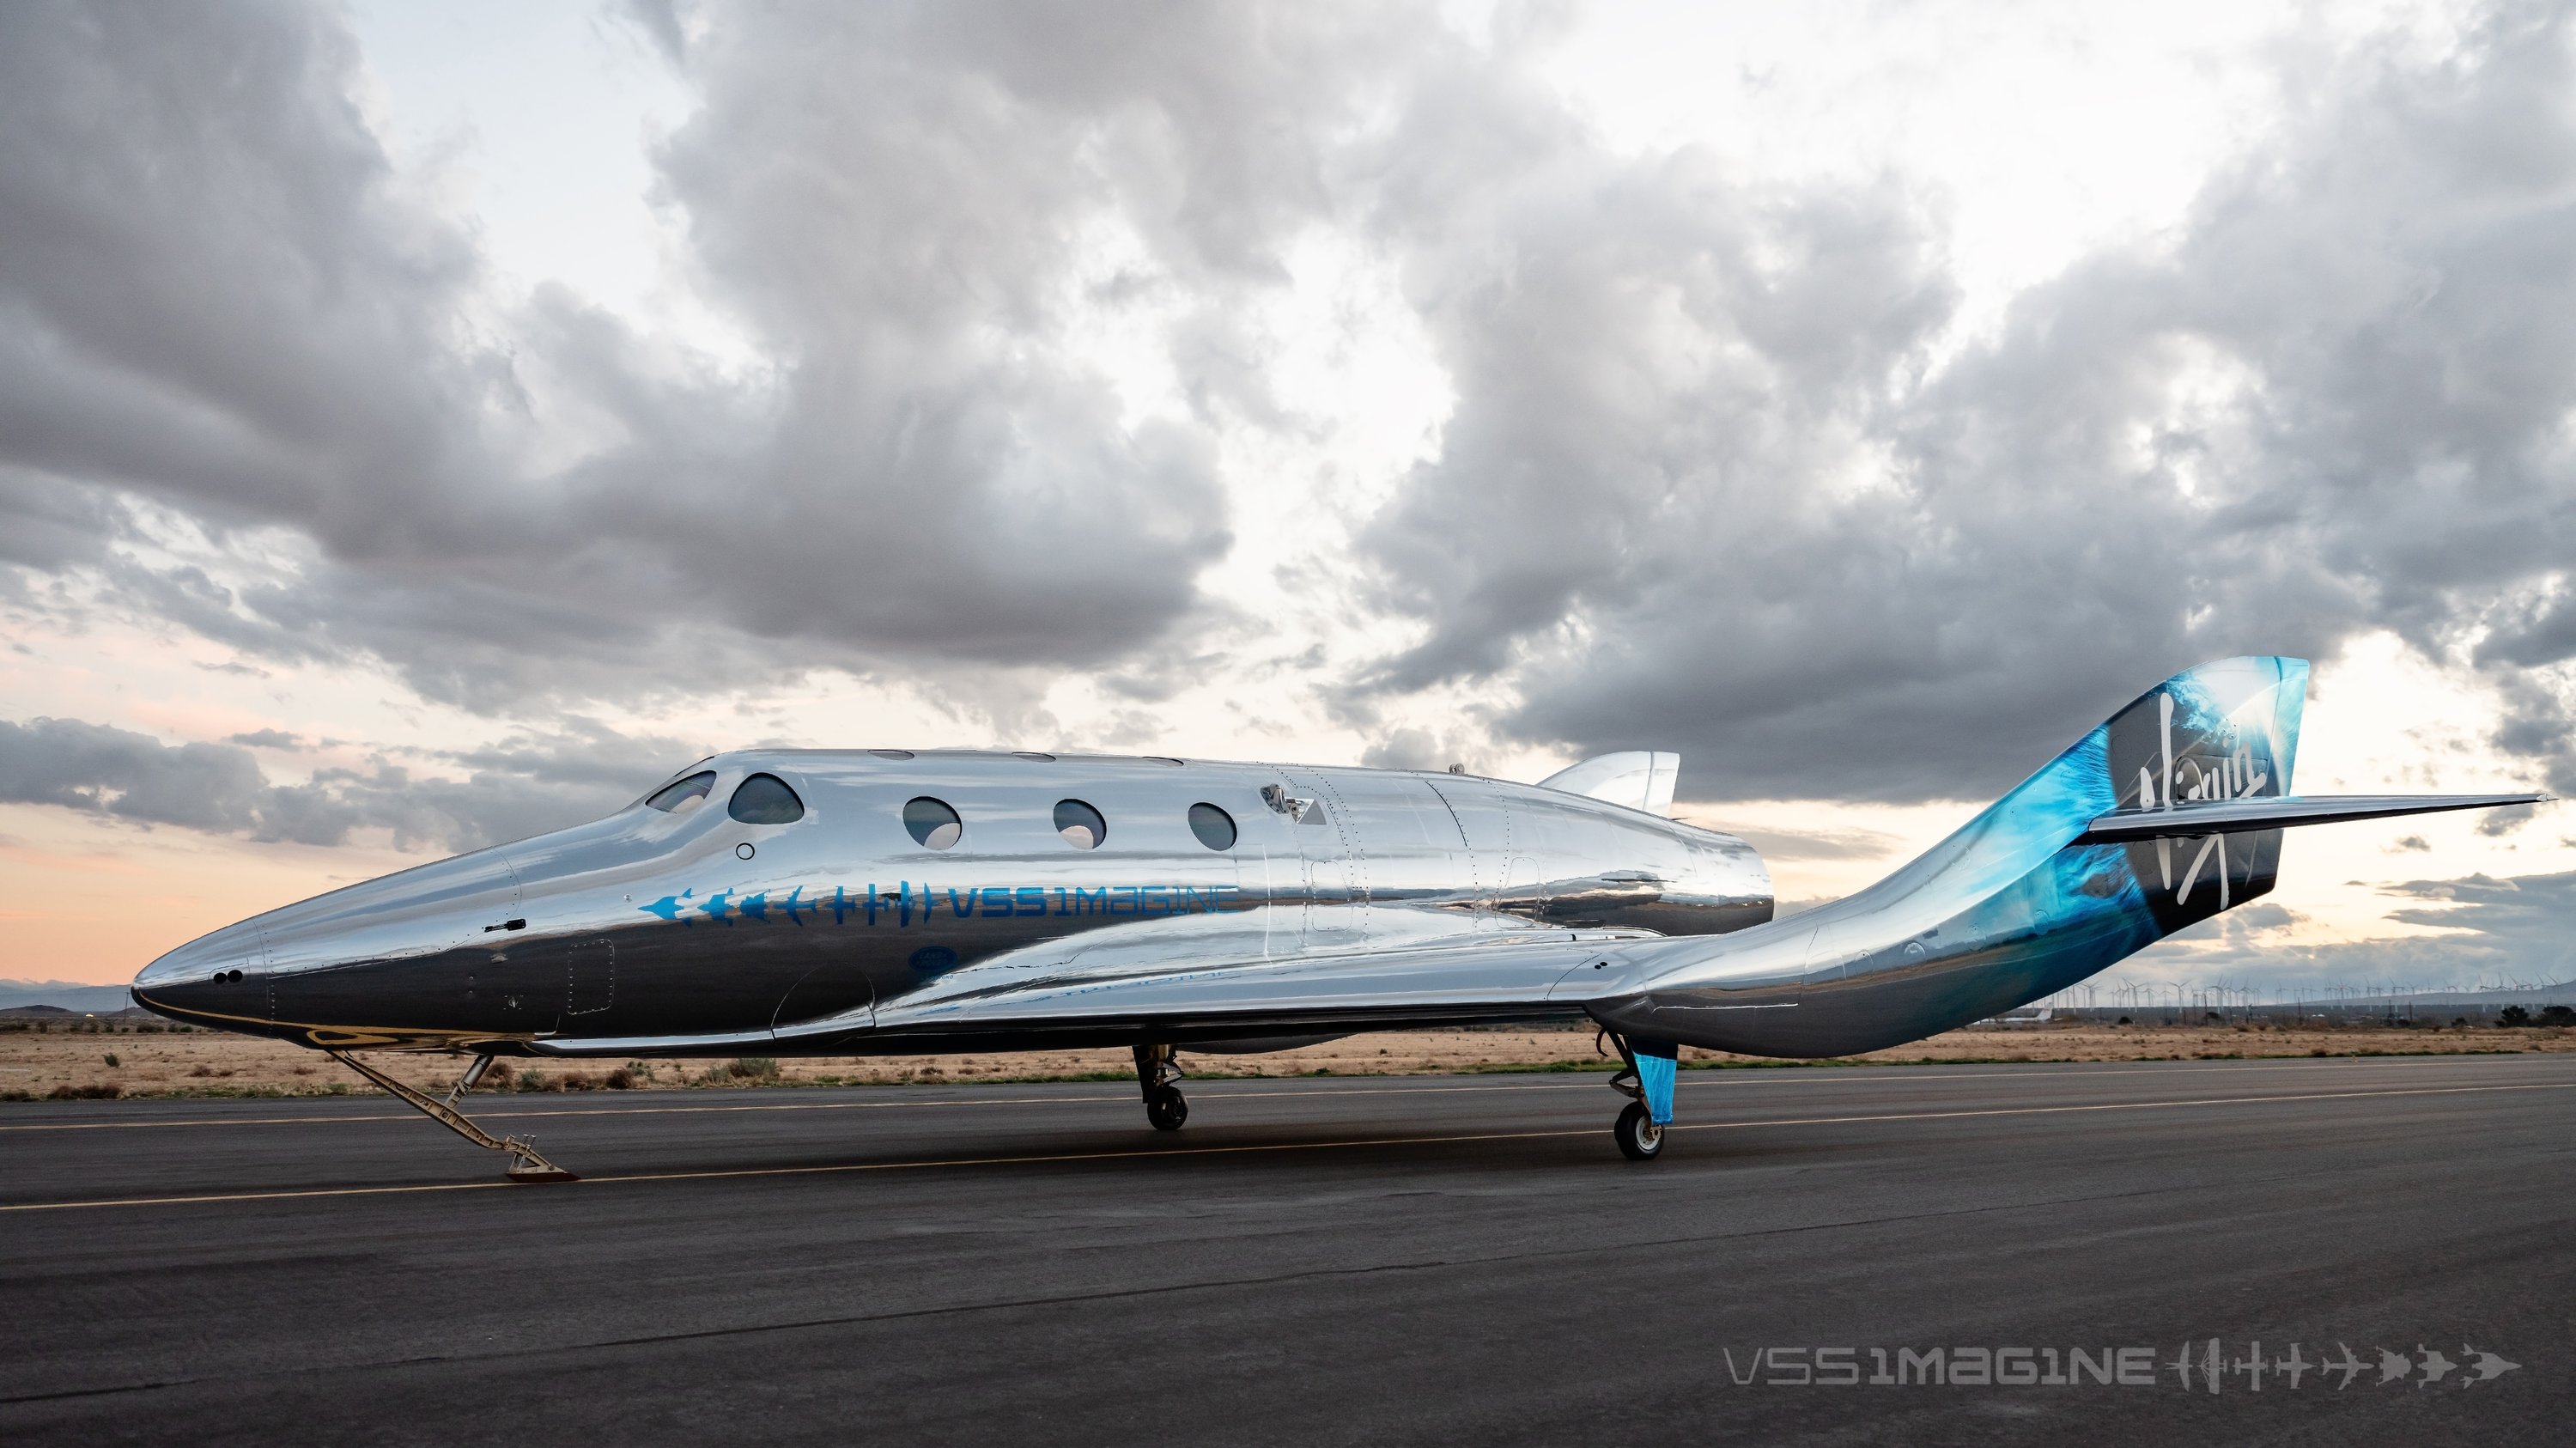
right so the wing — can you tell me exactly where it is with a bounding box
[796,906,1643,1049]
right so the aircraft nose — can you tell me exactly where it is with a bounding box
[131,924,265,1020]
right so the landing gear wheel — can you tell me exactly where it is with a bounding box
[1614,1100,1664,1161]
[1145,1086,1189,1132]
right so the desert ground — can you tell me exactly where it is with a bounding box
[5,1013,2569,1101]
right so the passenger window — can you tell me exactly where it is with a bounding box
[1188,802,1236,851]
[728,773,805,824]
[904,796,963,850]
[643,771,716,812]
[1054,799,1107,849]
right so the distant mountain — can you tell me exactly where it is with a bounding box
[0,980,138,1013]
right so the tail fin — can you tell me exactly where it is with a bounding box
[2100,655,2307,931]
[1619,656,2539,1058]
[1832,655,2313,951]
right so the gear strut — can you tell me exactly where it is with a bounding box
[329,1049,577,1183]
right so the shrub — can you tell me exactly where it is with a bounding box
[604,1067,636,1090]
[48,1082,122,1100]
[513,1070,554,1092]
[102,1052,119,1068]
[2542,1005,2576,1028]
[2500,1006,2532,1027]
[728,1056,781,1080]
[483,1060,518,1088]
[560,1071,597,1091]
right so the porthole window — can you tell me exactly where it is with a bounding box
[1054,799,1107,849]
[728,773,805,824]
[643,770,715,812]
[1188,802,1236,851]
[904,796,963,850]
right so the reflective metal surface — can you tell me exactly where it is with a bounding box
[1590,657,2345,1057]
[133,751,1770,1054]
[131,656,2532,1069]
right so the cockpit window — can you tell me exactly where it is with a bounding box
[643,771,716,812]
[903,796,963,849]
[728,773,805,824]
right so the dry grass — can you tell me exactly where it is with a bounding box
[3,1015,2569,1102]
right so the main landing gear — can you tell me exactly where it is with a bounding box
[329,1049,577,1183]
[1598,1028,1678,1161]
[1133,1043,1188,1131]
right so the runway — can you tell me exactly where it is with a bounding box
[4,1054,2570,1445]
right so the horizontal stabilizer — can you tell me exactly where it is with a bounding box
[2075,793,2548,844]
[1539,751,1680,816]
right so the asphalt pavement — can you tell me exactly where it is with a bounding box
[3,1052,2570,1445]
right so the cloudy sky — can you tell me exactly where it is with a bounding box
[4,0,2575,993]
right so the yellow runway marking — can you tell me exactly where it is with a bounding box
[4,1078,2566,1214]
[0,1053,2557,1133]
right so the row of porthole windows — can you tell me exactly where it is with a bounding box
[906,796,1236,852]
[643,770,1238,851]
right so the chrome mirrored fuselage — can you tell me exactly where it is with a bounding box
[131,751,1773,1055]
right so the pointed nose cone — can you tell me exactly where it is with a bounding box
[131,920,268,1025]
[131,842,533,1037]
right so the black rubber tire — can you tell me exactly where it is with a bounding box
[1614,1100,1664,1160]
[1145,1086,1188,1132]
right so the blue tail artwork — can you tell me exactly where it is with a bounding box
[1611,658,2323,1059]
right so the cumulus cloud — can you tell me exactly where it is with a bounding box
[0,717,270,834]
[0,0,1364,712]
[2159,867,2576,986]
[1354,4,2576,802]
[0,715,691,853]
[4,0,2575,821]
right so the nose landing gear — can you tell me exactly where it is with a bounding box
[328,1049,577,1183]
[1133,1043,1188,1131]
